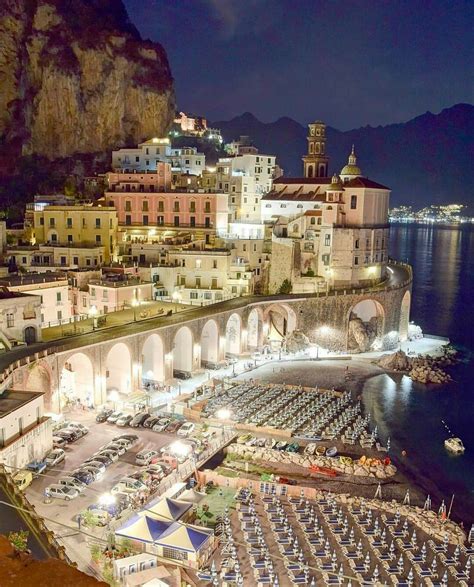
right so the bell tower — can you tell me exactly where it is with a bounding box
[302,121,329,178]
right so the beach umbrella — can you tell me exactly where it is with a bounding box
[387,437,391,451]
[381,528,387,545]
[423,495,432,511]
[410,530,417,547]
[402,519,409,535]
[431,557,437,575]
[468,524,474,545]
[440,571,448,587]
[465,556,471,574]
[397,554,404,574]
[407,568,414,586]
[356,540,363,557]
[403,489,410,506]
[453,545,460,562]
[374,483,382,500]
[442,533,449,551]
[438,500,446,517]
[349,527,355,543]
[372,566,380,585]
[364,552,371,573]
[420,542,427,563]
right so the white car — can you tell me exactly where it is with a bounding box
[104,443,126,456]
[135,449,159,466]
[68,422,89,435]
[111,438,132,450]
[177,422,195,437]
[95,449,119,462]
[83,459,106,474]
[58,477,86,493]
[111,477,147,496]
[47,484,79,501]
[44,448,66,467]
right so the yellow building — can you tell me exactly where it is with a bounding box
[33,205,118,263]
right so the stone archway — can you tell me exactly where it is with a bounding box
[24,326,37,345]
[200,320,219,367]
[399,291,411,341]
[347,299,385,352]
[173,327,194,374]
[60,352,94,407]
[247,308,264,350]
[105,342,132,395]
[225,313,242,356]
[142,333,165,384]
[264,303,297,342]
[26,362,53,409]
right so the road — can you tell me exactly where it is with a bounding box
[0,262,411,375]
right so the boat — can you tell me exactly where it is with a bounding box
[237,434,252,444]
[304,443,317,456]
[325,446,338,458]
[309,464,338,478]
[265,438,277,449]
[256,438,266,448]
[315,446,326,456]
[275,441,287,451]
[444,437,465,454]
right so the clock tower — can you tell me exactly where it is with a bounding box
[302,121,329,178]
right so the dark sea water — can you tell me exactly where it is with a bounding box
[362,223,474,525]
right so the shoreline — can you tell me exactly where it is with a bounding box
[235,357,470,527]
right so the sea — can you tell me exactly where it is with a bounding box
[362,223,474,525]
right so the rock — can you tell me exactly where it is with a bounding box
[377,350,411,371]
[0,0,175,160]
[284,330,310,353]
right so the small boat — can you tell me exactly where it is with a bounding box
[304,443,317,456]
[315,446,326,456]
[237,434,252,444]
[309,464,338,478]
[325,446,338,458]
[444,437,465,454]
[256,438,266,448]
[339,456,353,465]
[246,436,258,446]
[275,441,287,451]
[265,438,277,449]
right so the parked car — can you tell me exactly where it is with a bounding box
[143,416,159,429]
[96,449,119,463]
[71,469,94,485]
[55,429,79,443]
[135,449,159,466]
[79,465,103,481]
[12,471,33,491]
[103,443,126,456]
[110,438,132,450]
[83,459,106,474]
[116,414,133,427]
[68,422,89,436]
[58,477,86,493]
[144,464,166,480]
[130,412,149,428]
[82,507,110,527]
[52,436,68,449]
[177,422,195,437]
[44,448,66,467]
[111,477,147,496]
[164,420,183,433]
[26,460,47,477]
[113,434,138,444]
[107,411,124,424]
[89,454,113,468]
[46,484,79,501]
[96,409,113,423]
[129,471,154,487]
[152,418,170,432]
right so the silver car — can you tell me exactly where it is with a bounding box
[47,484,79,501]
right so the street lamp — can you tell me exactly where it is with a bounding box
[99,492,116,506]
[172,290,181,313]
[131,298,139,322]
[108,390,119,410]
[89,305,98,330]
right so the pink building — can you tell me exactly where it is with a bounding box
[107,163,172,193]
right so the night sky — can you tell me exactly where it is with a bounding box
[123,0,473,129]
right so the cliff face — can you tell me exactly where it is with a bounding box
[0,0,176,160]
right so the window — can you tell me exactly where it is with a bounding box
[243,198,247,204]
[355,239,359,249]
[173,201,180,212]
[195,277,201,288]
[56,291,61,302]
[366,238,370,248]
[125,215,131,226]
[39,217,44,225]
[354,256,359,265]
[310,217,316,225]
[60,256,66,265]
[6,313,14,328]
[49,218,55,227]
[143,215,149,226]
[68,234,73,243]
[135,156,139,162]
[66,218,72,228]
[96,234,101,243]
[365,255,369,264]
[51,233,57,242]
[157,216,164,226]
[73,256,78,265]
[142,201,149,212]
[204,202,211,213]
[189,201,196,212]
[351,195,357,209]
[213,260,217,269]
[243,244,247,252]
[196,259,201,269]
[95,218,101,228]
[204,291,212,299]
[57,310,62,321]
[190,291,198,300]
[205,217,210,228]
[158,200,164,212]
[324,234,331,246]
[103,290,108,301]
[190,216,195,227]
[174,216,180,227]
[90,288,96,297]
[125,201,132,211]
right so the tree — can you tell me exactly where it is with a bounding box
[278,279,292,294]
[8,530,29,552]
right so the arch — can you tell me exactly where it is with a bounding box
[307,165,314,178]
[225,313,242,356]
[60,352,94,407]
[173,326,194,374]
[247,308,263,350]
[142,333,164,384]
[399,291,411,341]
[26,363,53,408]
[347,299,385,352]
[264,303,297,343]
[319,164,326,176]
[200,320,219,367]
[106,342,132,395]
[24,326,37,345]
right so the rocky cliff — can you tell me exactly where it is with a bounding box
[0,0,175,160]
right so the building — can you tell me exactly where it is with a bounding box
[32,203,118,264]
[263,122,390,290]
[112,138,206,177]
[173,111,207,135]
[0,273,72,328]
[7,243,107,271]
[0,389,52,472]
[107,165,172,194]
[0,289,42,348]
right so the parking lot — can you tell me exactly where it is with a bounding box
[25,411,203,534]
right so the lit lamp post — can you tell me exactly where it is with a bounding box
[170,440,192,476]
[216,408,233,440]
[108,390,119,411]
[316,325,330,359]
[132,298,139,322]
[89,305,98,331]
[172,290,181,313]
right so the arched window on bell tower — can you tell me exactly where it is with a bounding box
[315,142,320,154]
[309,143,314,154]
[307,165,314,178]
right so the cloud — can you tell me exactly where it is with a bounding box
[204,0,271,38]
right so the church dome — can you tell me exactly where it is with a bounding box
[340,145,362,178]
[326,173,344,191]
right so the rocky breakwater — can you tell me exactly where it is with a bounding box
[228,444,397,479]
[0,0,175,160]
[377,347,457,384]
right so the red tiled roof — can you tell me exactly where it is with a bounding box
[273,177,331,185]
[304,210,322,216]
[344,177,390,190]
[262,190,327,202]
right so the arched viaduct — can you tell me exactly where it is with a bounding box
[3,263,412,412]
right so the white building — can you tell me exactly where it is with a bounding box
[0,290,42,348]
[0,273,73,328]
[7,243,107,271]
[112,138,206,176]
[0,390,53,472]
